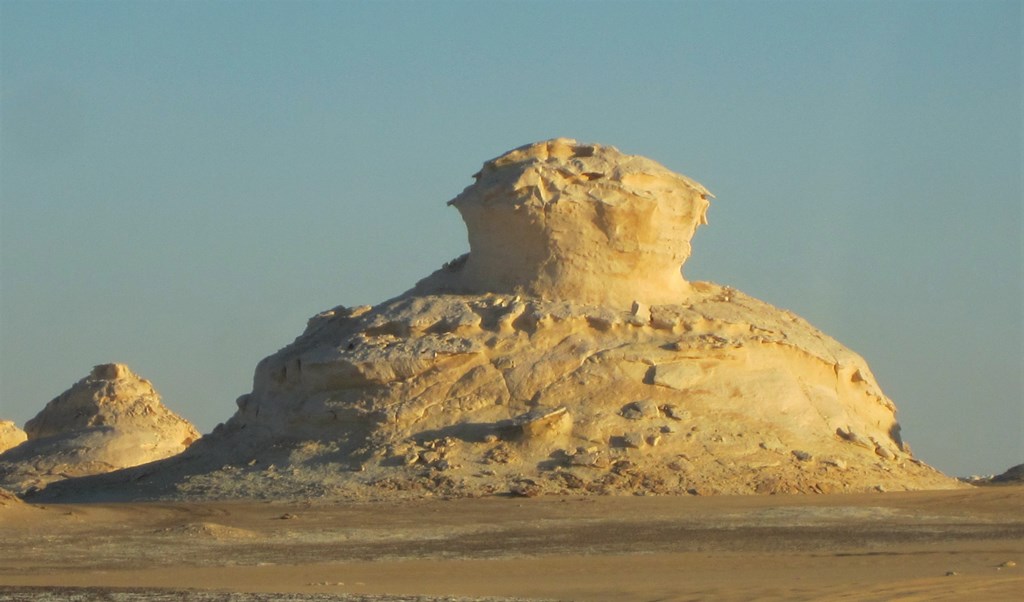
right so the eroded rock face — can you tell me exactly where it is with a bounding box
[414,139,712,308]
[193,285,952,499]
[34,140,959,502]
[0,421,27,454]
[0,364,199,494]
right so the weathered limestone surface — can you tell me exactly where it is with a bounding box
[33,140,958,501]
[0,364,199,494]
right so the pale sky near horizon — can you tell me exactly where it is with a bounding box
[1,0,1020,478]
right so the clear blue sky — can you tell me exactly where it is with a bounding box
[1,0,1020,477]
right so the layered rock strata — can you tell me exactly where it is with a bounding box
[0,364,199,494]
[35,140,958,501]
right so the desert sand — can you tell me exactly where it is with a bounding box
[1,486,1021,601]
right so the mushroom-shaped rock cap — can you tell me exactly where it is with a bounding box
[443,138,712,308]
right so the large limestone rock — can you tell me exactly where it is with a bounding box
[35,140,958,501]
[0,364,199,493]
[0,421,27,454]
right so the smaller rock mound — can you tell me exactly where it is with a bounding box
[966,463,1024,486]
[991,464,1024,484]
[0,364,199,494]
[0,421,27,454]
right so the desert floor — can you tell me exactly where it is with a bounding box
[1,486,1021,601]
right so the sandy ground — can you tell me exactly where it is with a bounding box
[1,487,1021,601]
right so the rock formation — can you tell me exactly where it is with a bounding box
[0,421,27,454]
[34,140,959,501]
[0,364,199,494]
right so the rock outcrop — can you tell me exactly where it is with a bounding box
[0,421,27,454]
[34,140,959,501]
[0,364,199,494]
[990,464,1024,484]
